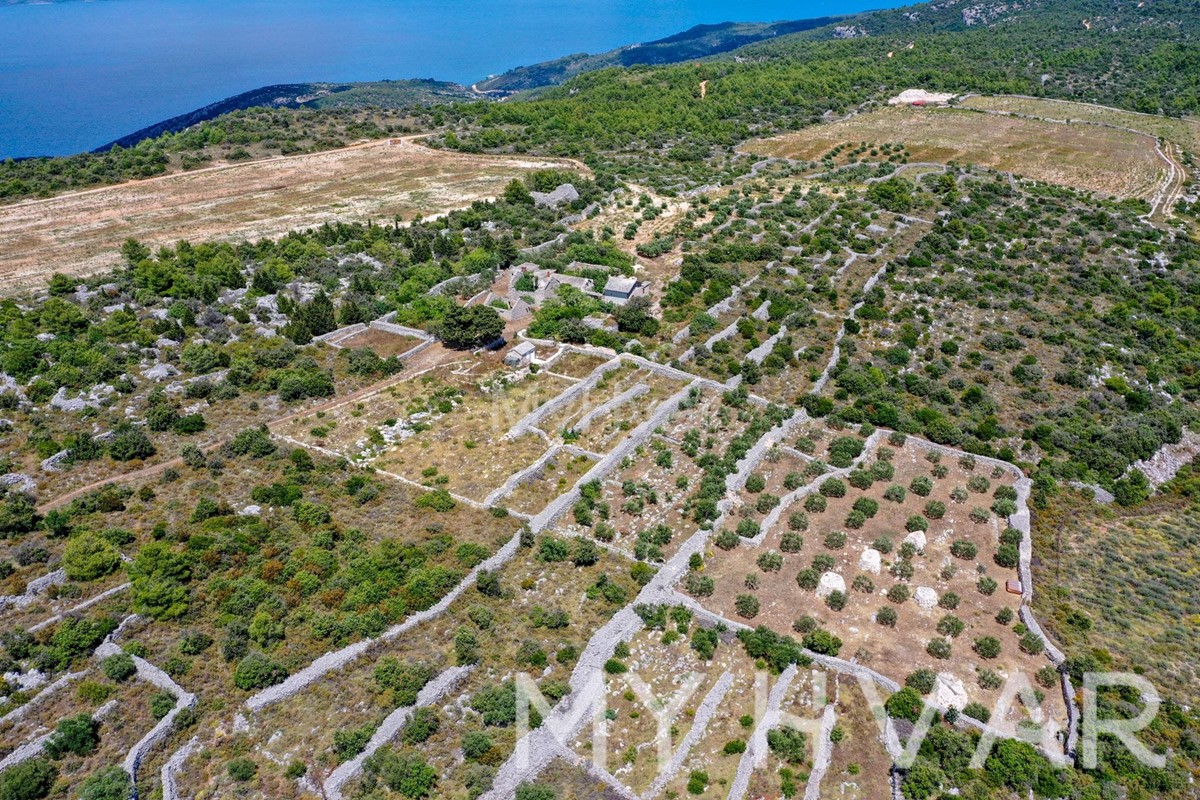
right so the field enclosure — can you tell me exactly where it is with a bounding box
[746,104,1166,202]
[0,138,583,289]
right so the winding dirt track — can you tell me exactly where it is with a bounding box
[0,137,585,290]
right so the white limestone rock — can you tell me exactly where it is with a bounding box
[914,586,938,609]
[858,548,882,575]
[903,530,927,551]
[932,673,969,710]
[815,571,846,599]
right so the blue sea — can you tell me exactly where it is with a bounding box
[0,0,903,159]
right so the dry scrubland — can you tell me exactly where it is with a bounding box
[747,105,1163,200]
[0,139,583,288]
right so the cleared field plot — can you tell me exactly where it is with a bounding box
[279,365,575,501]
[575,625,766,796]
[544,350,612,380]
[504,450,597,516]
[696,434,1068,740]
[187,551,635,799]
[747,106,1163,200]
[960,95,1200,152]
[0,139,583,288]
[334,327,426,358]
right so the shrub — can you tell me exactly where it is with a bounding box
[62,533,122,582]
[686,770,709,795]
[887,584,910,603]
[735,594,760,618]
[979,669,1003,690]
[938,592,960,610]
[786,512,808,532]
[995,606,1014,625]
[805,559,833,579]
[819,478,846,498]
[968,476,991,493]
[1019,632,1045,655]
[179,631,213,655]
[1036,666,1060,689]
[937,614,965,638]
[736,518,761,539]
[603,658,627,674]
[950,486,969,503]
[852,575,875,593]
[745,474,766,493]
[885,687,924,722]
[992,498,1018,517]
[714,529,740,550]
[906,669,937,694]
[796,568,820,591]
[757,550,783,572]
[766,727,808,764]
[994,544,1019,568]
[1000,527,1023,546]
[804,493,827,513]
[77,766,130,800]
[723,739,747,755]
[0,759,58,800]
[233,652,288,690]
[950,540,977,560]
[927,638,952,659]
[685,573,715,597]
[101,652,137,682]
[910,476,933,497]
[227,758,257,781]
[151,691,176,719]
[962,702,992,723]
[853,497,879,518]
[780,531,804,552]
[872,535,893,554]
[403,707,440,744]
[872,460,895,480]
[45,714,100,758]
[793,615,817,634]
[755,493,779,514]
[876,606,897,627]
[969,507,991,523]
[333,722,376,763]
[923,501,946,520]
[883,485,907,503]
[905,515,928,533]
[827,436,864,468]
[368,748,438,797]
[823,530,847,549]
[973,637,1002,659]
[848,469,873,490]
[826,590,847,611]
[415,489,456,512]
[890,558,914,580]
[803,629,842,656]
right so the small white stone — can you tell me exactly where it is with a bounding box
[915,586,938,609]
[858,548,882,574]
[903,530,927,551]
[816,571,846,599]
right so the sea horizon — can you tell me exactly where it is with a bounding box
[0,0,908,159]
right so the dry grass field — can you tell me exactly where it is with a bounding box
[0,138,584,289]
[746,106,1163,200]
[960,95,1200,152]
